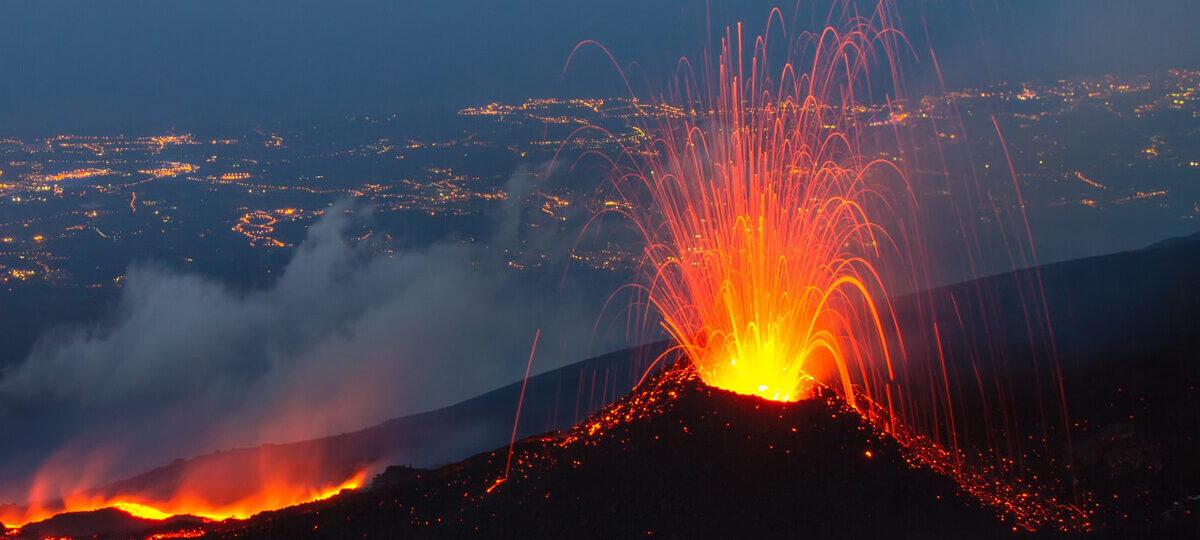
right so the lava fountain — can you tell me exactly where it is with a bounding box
[575,5,913,408]
[566,2,1083,528]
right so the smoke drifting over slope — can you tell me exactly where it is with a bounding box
[0,167,629,501]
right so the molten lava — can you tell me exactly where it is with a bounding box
[1,469,365,529]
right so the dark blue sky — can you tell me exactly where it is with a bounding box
[1,0,1197,133]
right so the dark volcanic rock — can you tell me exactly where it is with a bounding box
[11,509,205,540]
[900,232,1200,528]
[206,369,1013,539]
[14,508,162,539]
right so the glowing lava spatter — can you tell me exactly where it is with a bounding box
[594,8,911,407]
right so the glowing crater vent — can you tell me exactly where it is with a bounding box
[678,214,892,408]
[713,353,821,403]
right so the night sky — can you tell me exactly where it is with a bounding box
[1,0,1197,133]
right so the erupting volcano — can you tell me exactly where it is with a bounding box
[15,1,1200,538]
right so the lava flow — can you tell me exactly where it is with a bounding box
[1,461,366,530]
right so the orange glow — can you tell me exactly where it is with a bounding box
[147,531,206,539]
[41,168,117,183]
[109,501,174,520]
[139,162,200,179]
[1,470,365,529]
[233,210,288,246]
[1073,171,1107,190]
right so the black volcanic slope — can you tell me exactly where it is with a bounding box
[206,369,1013,539]
[894,232,1200,531]
[11,508,202,539]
